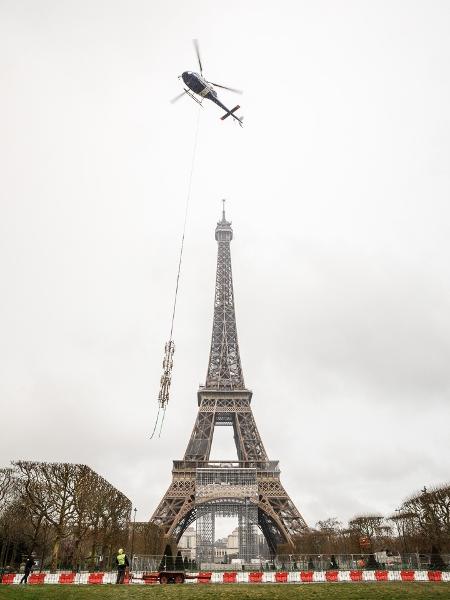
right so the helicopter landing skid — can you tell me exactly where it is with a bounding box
[183,88,204,107]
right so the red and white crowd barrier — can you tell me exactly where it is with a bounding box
[1,570,449,584]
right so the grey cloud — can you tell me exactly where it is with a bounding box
[1,0,450,527]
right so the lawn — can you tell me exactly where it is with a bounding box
[0,584,449,600]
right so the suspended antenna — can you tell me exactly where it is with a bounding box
[151,108,201,438]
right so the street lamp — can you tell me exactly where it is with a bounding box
[130,508,137,571]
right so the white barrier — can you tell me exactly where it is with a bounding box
[1,570,449,585]
[362,570,376,581]
[388,570,402,581]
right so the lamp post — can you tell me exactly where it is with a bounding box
[130,508,137,571]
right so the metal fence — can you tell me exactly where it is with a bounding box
[272,552,450,572]
[121,552,450,573]
[6,551,449,574]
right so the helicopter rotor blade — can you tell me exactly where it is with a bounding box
[193,39,203,75]
[170,91,187,104]
[206,81,242,94]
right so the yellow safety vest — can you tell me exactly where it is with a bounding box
[117,553,126,566]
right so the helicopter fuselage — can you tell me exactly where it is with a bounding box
[182,71,228,111]
[182,72,215,96]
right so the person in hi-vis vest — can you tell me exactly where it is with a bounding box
[116,549,130,584]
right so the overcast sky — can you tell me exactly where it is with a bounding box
[1,0,449,538]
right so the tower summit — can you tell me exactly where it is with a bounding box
[151,207,308,560]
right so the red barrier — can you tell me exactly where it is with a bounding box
[88,572,104,584]
[3,567,449,586]
[29,573,46,585]
[59,573,75,584]
[123,572,131,584]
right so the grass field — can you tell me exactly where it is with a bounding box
[0,584,449,600]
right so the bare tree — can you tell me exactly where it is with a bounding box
[396,483,450,551]
[315,518,345,553]
[14,461,77,569]
[0,468,16,516]
[71,465,102,568]
[98,485,131,568]
[132,522,164,556]
[85,472,131,569]
[2,462,135,570]
[347,513,392,554]
[316,517,343,533]
[349,514,391,538]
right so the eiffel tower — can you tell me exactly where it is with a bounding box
[151,204,308,559]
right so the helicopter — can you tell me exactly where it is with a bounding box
[171,40,244,127]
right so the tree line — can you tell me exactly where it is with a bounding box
[0,461,161,571]
[2,463,448,570]
[281,482,449,562]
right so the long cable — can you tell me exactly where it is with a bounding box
[169,106,201,342]
[151,107,201,439]
[149,403,161,440]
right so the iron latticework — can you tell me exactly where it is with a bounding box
[195,468,259,563]
[151,207,308,560]
[206,210,244,389]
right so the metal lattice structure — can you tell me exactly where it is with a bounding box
[151,206,308,559]
[195,468,259,563]
[196,499,259,564]
[206,206,244,390]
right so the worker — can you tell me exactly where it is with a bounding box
[116,548,130,584]
[20,556,34,584]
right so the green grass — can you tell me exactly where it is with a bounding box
[0,584,449,600]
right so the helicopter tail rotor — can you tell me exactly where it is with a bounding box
[220,105,243,127]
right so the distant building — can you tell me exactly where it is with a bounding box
[178,526,270,563]
[214,537,228,561]
[178,526,196,560]
[226,528,239,558]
